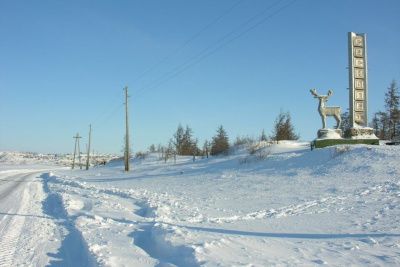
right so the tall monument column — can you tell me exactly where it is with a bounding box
[348,32,368,127]
[347,32,377,139]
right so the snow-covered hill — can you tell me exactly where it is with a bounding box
[1,142,399,266]
[0,151,119,168]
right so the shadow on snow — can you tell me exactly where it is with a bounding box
[40,173,96,267]
[174,224,400,239]
[130,222,200,267]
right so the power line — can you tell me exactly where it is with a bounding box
[88,1,293,134]
[87,0,245,127]
[130,0,245,84]
[133,0,297,99]
[92,102,123,127]
[84,0,296,155]
[90,84,131,127]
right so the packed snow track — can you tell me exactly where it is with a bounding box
[0,170,46,266]
[0,167,95,266]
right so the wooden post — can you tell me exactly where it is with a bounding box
[124,87,130,172]
[77,134,82,169]
[72,133,82,169]
[86,124,92,170]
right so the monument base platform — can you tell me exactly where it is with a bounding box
[317,128,342,139]
[311,138,379,150]
[311,127,379,149]
[347,127,376,138]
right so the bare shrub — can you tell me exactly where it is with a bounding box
[248,145,258,155]
[248,141,270,154]
[239,157,251,164]
[255,148,271,160]
[240,146,271,164]
[135,151,148,160]
[234,136,255,146]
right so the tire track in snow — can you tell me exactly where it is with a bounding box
[41,173,96,267]
[204,180,400,224]
[132,201,200,267]
[48,175,200,266]
[132,222,200,267]
[0,173,31,266]
[0,213,26,266]
[48,174,348,225]
[0,172,32,201]
[203,195,348,224]
[356,181,400,230]
[49,173,400,228]
[0,221,20,266]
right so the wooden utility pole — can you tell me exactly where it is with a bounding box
[85,124,92,170]
[78,134,82,169]
[72,133,82,169]
[124,86,130,172]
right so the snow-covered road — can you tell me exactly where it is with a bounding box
[0,167,90,266]
[0,169,48,266]
[0,171,32,201]
[0,170,35,266]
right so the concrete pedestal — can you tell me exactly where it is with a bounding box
[311,127,379,150]
[348,127,376,139]
[317,129,342,139]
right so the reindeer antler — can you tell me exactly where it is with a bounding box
[310,88,318,97]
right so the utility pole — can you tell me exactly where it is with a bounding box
[78,134,82,169]
[86,124,92,170]
[72,133,82,169]
[124,86,130,172]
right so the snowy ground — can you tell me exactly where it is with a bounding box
[1,142,400,266]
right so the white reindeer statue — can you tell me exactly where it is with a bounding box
[310,89,341,129]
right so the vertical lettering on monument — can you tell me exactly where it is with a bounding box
[348,32,368,127]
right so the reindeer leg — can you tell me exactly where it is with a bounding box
[322,116,326,129]
[336,115,341,129]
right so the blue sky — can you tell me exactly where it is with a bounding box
[1,0,399,154]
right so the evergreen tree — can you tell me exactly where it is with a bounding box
[372,80,400,140]
[202,140,210,158]
[173,124,184,154]
[211,125,230,156]
[181,125,195,155]
[192,138,199,161]
[270,111,299,141]
[164,140,175,163]
[384,80,400,139]
[373,111,390,139]
[148,144,156,153]
[370,113,380,136]
[260,129,267,142]
[172,124,198,155]
[340,111,351,137]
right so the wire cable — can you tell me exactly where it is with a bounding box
[131,0,245,84]
[88,1,245,129]
[133,0,297,99]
